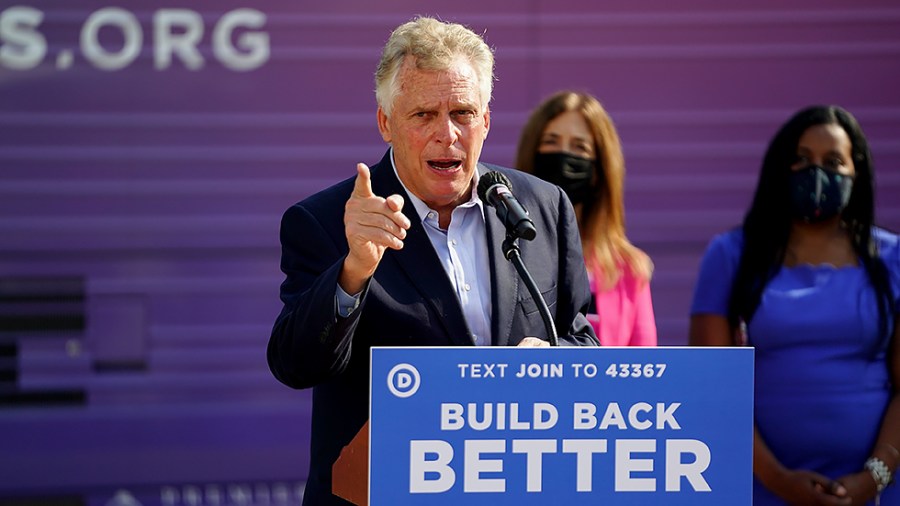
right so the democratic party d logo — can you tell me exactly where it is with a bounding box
[387,363,420,398]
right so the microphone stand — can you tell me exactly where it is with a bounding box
[501,234,559,347]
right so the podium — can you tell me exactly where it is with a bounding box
[334,346,753,505]
[332,420,369,504]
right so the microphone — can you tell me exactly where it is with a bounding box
[477,171,537,241]
[477,170,556,345]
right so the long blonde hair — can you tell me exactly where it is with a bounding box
[515,91,652,289]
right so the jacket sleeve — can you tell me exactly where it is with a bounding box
[554,186,600,347]
[267,203,366,389]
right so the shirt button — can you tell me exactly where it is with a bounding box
[451,239,457,245]
[464,284,471,291]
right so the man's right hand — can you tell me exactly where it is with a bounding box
[339,163,411,295]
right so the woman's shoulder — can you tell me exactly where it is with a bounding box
[873,227,900,267]
[704,227,744,258]
[690,227,745,281]
[872,226,898,245]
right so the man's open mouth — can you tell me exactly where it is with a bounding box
[427,160,462,171]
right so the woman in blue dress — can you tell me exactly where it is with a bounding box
[690,105,899,505]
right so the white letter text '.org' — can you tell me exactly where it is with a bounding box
[0,6,270,71]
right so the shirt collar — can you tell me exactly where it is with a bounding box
[389,148,484,227]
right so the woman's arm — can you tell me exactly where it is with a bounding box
[690,314,851,505]
[836,318,900,503]
[629,276,657,346]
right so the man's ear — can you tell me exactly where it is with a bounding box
[377,106,391,143]
[482,108,491,139]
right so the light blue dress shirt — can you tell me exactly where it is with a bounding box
[336,150,493,346]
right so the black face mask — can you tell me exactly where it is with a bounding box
[789,165,854,223]
[533,152,596,205]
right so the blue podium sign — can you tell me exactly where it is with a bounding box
[369,346,753,505]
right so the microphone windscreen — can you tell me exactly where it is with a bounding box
[477,171,512,205]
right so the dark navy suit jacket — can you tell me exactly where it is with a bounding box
[268,151,597,505]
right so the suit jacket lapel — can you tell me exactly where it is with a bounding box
[482,165,520,347]
[368,151,473,346]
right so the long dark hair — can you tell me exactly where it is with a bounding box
[728,105,895,341]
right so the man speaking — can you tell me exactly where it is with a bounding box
[267,16,597,505]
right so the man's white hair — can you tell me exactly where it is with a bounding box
[375,17,495,117]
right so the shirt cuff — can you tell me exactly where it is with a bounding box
[335,284,362,318]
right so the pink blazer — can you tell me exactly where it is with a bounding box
[587,264,657,346]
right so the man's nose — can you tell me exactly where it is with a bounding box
[433,116,460,145]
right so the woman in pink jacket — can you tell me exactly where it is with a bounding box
[515,91,657,346]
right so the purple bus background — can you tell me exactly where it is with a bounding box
[1,0,898,505]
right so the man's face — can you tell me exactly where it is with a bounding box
[377,56,490,218]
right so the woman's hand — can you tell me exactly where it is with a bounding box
[835,470,878,505]
[769,468,851,506]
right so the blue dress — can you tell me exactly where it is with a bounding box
[691,227,900,506]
